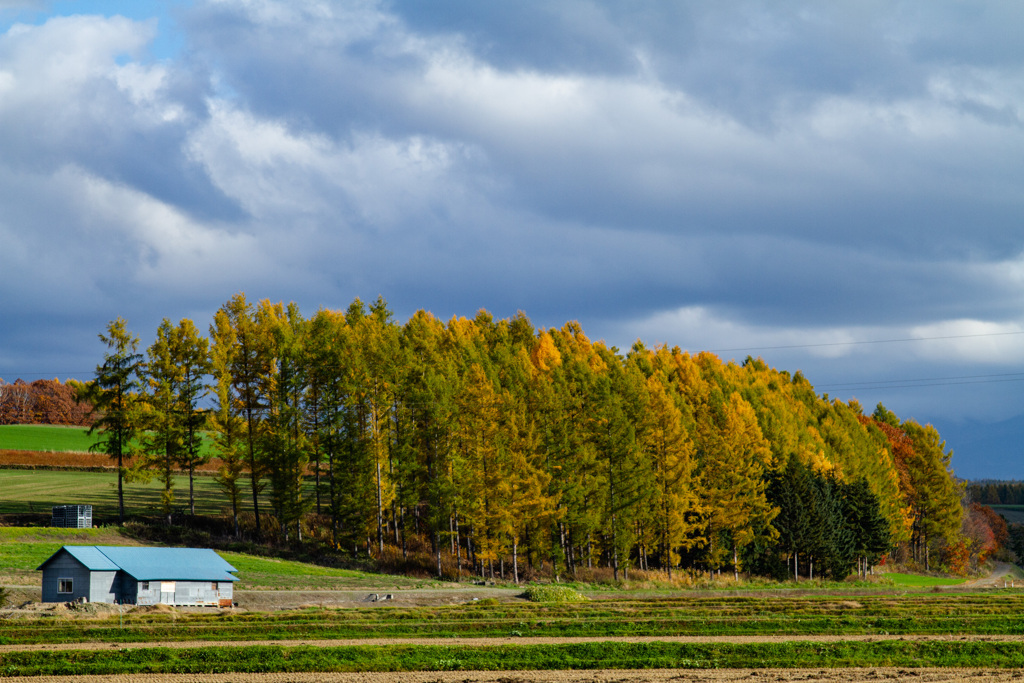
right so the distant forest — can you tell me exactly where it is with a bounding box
[70,295,1006,580]
[0,378,93,426]
[969,482,1024,506]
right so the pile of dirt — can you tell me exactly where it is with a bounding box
[131,603,177,614]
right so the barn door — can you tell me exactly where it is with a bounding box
[160,582,175,604]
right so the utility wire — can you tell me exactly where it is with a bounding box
[819,371,1024,389]
[818,376,1024,392]
[709,329,1024,354]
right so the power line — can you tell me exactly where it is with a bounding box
[819,371,1024,389]
[818,375,1024,392]
[709,329,1024,354]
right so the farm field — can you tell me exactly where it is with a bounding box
[3,530,1024,678]
[0,424,217,459]
[1,438,1020,680]
[989,505,1024,524]
[2,595,1024,677]
[0,425,99,453]
[0,468,246,519]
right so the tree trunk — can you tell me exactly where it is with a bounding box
[189,464,196,516]
[375,459,384,555]
[611,514,620,582]
[434,530,442,579]
[117,450,125,525]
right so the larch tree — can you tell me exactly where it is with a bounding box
[209,308,246,538]
[85,318,144,525]
[220,293,273,539]
[142,318,184,524]
[172,319,212,516]
[261,300,311,542]
[637,372,700,577]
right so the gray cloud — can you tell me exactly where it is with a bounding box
[1,1,1023,469]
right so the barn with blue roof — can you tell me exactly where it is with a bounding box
[37,546,238,606]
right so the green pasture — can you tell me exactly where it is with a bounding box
[217,552,427,590]
[0,425,99,453]
[882,572,967,587]
[0,469,242,520]
[0,424,215,458]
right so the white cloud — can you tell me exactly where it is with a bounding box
[909,320,1024,365]
[187,100,480,231]
[63,166,265,288]
[617,305,1024,366]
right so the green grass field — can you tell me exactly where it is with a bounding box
[0,424,216,458]
[0,469,243,519]
[0,424,99,452]
[883,572,967,587]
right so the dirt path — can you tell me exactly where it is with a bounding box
[960,562,1021,589]
[2,669,1021,683]
[2,633,1024,654]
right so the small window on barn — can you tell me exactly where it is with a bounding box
[211,582,219,591]
[58,578,73,594]
[141,581,149,591]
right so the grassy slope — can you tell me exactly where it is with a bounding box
[0,528,428,591]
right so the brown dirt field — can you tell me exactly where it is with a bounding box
[0,450,222,471]
[2,669,1022,683]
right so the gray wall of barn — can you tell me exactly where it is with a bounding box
[123,578,234,606]
[40,553,116,603]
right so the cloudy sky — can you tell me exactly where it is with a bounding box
[1,1,1023,478]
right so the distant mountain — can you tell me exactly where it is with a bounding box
[930,414,1024,481]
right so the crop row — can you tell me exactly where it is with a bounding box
[6,593,1024,645]
[4,641,1024,676]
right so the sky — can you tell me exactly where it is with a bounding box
[1,1,1023,479]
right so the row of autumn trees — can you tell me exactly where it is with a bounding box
[0,378,93,426]
[88,294,968,582]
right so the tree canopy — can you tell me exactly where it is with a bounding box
[87,297,969,580]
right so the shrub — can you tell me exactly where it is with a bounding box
[521,584,588,603]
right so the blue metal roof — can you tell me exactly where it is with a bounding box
[37,546,120,571]
[96,546,238,582]
[38,546,239,582]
